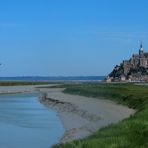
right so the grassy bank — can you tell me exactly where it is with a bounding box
[0,81,49,86]
[53,83,148,148]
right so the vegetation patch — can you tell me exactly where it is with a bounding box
[53,83,148,148]
[0,81,49,86]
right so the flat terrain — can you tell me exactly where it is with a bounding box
[38,86,134,143]
[51,83,148,148]
[0,82,147,148]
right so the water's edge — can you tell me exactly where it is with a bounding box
[0,93,64,148]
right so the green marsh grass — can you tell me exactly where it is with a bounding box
[0,81,49,86]
[53,83,148,148]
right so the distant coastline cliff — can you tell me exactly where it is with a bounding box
[107,42,148,82]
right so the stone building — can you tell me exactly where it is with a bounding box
[107,42,148,82]
[123,42,148,75]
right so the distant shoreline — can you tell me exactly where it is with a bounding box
[0,76,105,82]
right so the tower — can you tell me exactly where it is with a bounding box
[139,41,144,55]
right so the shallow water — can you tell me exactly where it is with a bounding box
[0,93,64,148]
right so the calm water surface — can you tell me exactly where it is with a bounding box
[0,93,64,148]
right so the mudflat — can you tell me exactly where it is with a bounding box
[39,87,135,143]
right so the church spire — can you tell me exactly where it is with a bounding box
[140,41,143,48]
[139,41,144,55]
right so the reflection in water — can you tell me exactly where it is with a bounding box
[0,93,64,148]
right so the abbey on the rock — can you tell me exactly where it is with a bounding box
[107,42,148,82]
[123,42,148,75]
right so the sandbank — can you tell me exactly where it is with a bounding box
[39,87,135,143]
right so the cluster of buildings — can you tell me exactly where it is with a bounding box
[107,42,148,82]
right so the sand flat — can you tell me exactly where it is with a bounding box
[39,88,135,143]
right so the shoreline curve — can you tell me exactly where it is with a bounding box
[39,87,135,143]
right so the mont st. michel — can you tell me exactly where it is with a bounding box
[107,42,148,82]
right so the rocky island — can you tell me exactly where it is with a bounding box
[107,42,148,82]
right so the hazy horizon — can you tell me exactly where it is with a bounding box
[0,0,148,76]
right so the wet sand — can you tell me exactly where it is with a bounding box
[39,87,135,143]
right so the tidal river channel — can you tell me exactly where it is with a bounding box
[0,93,64,148]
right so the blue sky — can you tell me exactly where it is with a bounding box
[0,0,148,76]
